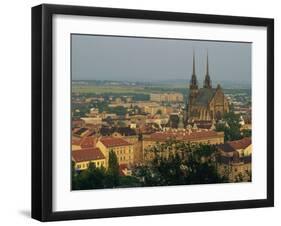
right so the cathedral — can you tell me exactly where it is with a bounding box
[185,52,229,123]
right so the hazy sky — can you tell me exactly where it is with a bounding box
[71,34,251,84]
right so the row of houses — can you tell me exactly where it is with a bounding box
[72,128,252,182]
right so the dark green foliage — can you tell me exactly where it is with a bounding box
[72,163,107,190]
[119,176,141,187]
[106,150,120,187]
[241,129,251,138]
[134,141,227,187]
[216,111,242,141]
[72,151,121,190]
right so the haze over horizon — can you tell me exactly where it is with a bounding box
[72,34,252,86]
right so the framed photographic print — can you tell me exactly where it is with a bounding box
[32,4,274,221]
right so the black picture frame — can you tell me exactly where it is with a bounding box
[32,3,274,222]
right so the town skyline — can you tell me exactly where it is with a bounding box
[71,34,252,190]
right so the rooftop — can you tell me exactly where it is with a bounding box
[228,137,251,150]
[146,130,223,142]
[194,88,216,106]
[99,137,132,148]
[72,148,105,162]
[71,136,96,148]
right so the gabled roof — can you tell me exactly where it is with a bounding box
[72,148,105,162]
[194,88,216,106]
[99,137,132,148]
[217,137,251,152]
[72,136,95,148]
[80,137,95,148]
[228,137,251,150]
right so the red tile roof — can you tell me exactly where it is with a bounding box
[72,137,82,145]
[100,137,132,148]
[80,136,95,148]
[228,137,251,150]
[146,130,223,142]
[71,136,96,148]
[72,148,105,162]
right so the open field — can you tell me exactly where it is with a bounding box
[72,84,251,96]
[72,85,151,94]
[72,84,182,94]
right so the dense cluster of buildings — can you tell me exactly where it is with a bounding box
[72,52,252,183]
[150,93,183,102]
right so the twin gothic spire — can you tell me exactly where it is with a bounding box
[190,50,198,90]
[190,51,212,89]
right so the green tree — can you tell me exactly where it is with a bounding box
[106,150,120,187]
[72,162,108,190]
[216,111,242,141]
[241,129,251,138]
[134,140,227,187]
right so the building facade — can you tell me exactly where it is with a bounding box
[142,130,224,162]
[150,93,184,103]
[96,137,134,167]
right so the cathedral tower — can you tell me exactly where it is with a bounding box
[186,51,198,124]
[190,51,198,90]
[203,52,212,89]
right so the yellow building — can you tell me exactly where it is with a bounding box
[142,130,224,162]
[150,93,184,102]
[111,132,143,165]
[96,137,134,167]
[72,147,106,170]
